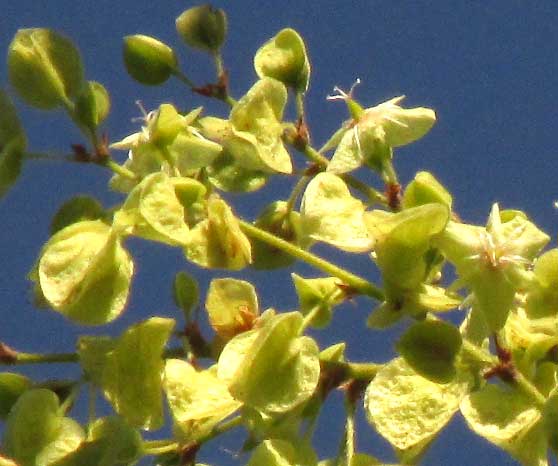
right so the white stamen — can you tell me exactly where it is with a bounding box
[326,78,362,101]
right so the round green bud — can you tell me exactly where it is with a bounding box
[175,5,227,53]
[8,28,84,109]
[74,81,111,131]
[123,35,177,85]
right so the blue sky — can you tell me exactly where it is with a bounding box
[1,2,558,465]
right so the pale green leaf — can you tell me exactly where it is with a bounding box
[164,359,241,440]
[52,416,143,466]
[115,172,190,246]
[326,127,363,174]
[460,385,547,466]
[301,172,373,252]
[254,28,310,92]
[364,358,470,455]
[35,419,84,466]
[247,439,317,466]
[221,312,320,414]
[59,238,133,325]
[230,78,292,174]
[206,278,259,339]
[3,389,84,466]
[37,220,134,324]
[8,28,84,109]
[185,197,252,270]
[368,203,449,293]
[101,317,175,430]
[38,220,112,308]
[172,131,222,171]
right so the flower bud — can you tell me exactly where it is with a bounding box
[403,171,452,210]
[173,271,199,321]
[74,81,111,131]
[254,28,310,92]
[8,28,84,109]
[123,35,177,85]
[176,5,227,53]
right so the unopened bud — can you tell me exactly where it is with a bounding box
[175,5,227,53]
[123,35,177,85]
[254,28,310,92]
[74,81,111,131]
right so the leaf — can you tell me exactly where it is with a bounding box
[364,358,470,458]
[172,131,222,172]
[163,359,241,440]
[80,318,174,430]
[247,439,317,466]
[36,220,134,325]
[0,373,31,419]
[0,140,24,201]
[300,172,373,252]
[254,28,311,91]
[326,127,365,174]
[219,312,320,414]
[114,172,190,246]
[186,196,252,270]
[0,91,26,200]
[3,389,84,466]
[0,90,26,147]
[8,28,84,109]
[50,195,105,235]
[230,78,292,174]
[52,416,143,466]
[205,278,259,339]
[366,203,449,293]
[173,271,199,320]
[396,320,462,384]
[460,385,547,466]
